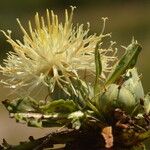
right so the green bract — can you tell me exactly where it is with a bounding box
[99,84,136,117]
[144,93,150,114]
[123,68,145,101]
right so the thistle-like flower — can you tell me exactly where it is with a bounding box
[0,7,117,95]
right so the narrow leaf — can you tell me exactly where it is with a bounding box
[94,41,102,101]
[105,40,142,87]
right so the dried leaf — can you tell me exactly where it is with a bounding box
[101,126,113,148]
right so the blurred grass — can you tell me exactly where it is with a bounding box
[0,0,150,144]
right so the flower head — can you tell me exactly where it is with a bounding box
[0,7,117,95]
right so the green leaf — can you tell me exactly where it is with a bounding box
[105,39,142,87]
[94,41,102,91]
[68,111,84,129]
[94,41,102,103]
[2,97,39,113]
[40,99,78,114]
[13,113,42,127]
[10,112,69,127]
[70,78,91,108]
[2,98,80,127]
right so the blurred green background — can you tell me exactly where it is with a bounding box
[0,0,150,145]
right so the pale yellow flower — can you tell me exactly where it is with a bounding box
[0,7,117,94]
